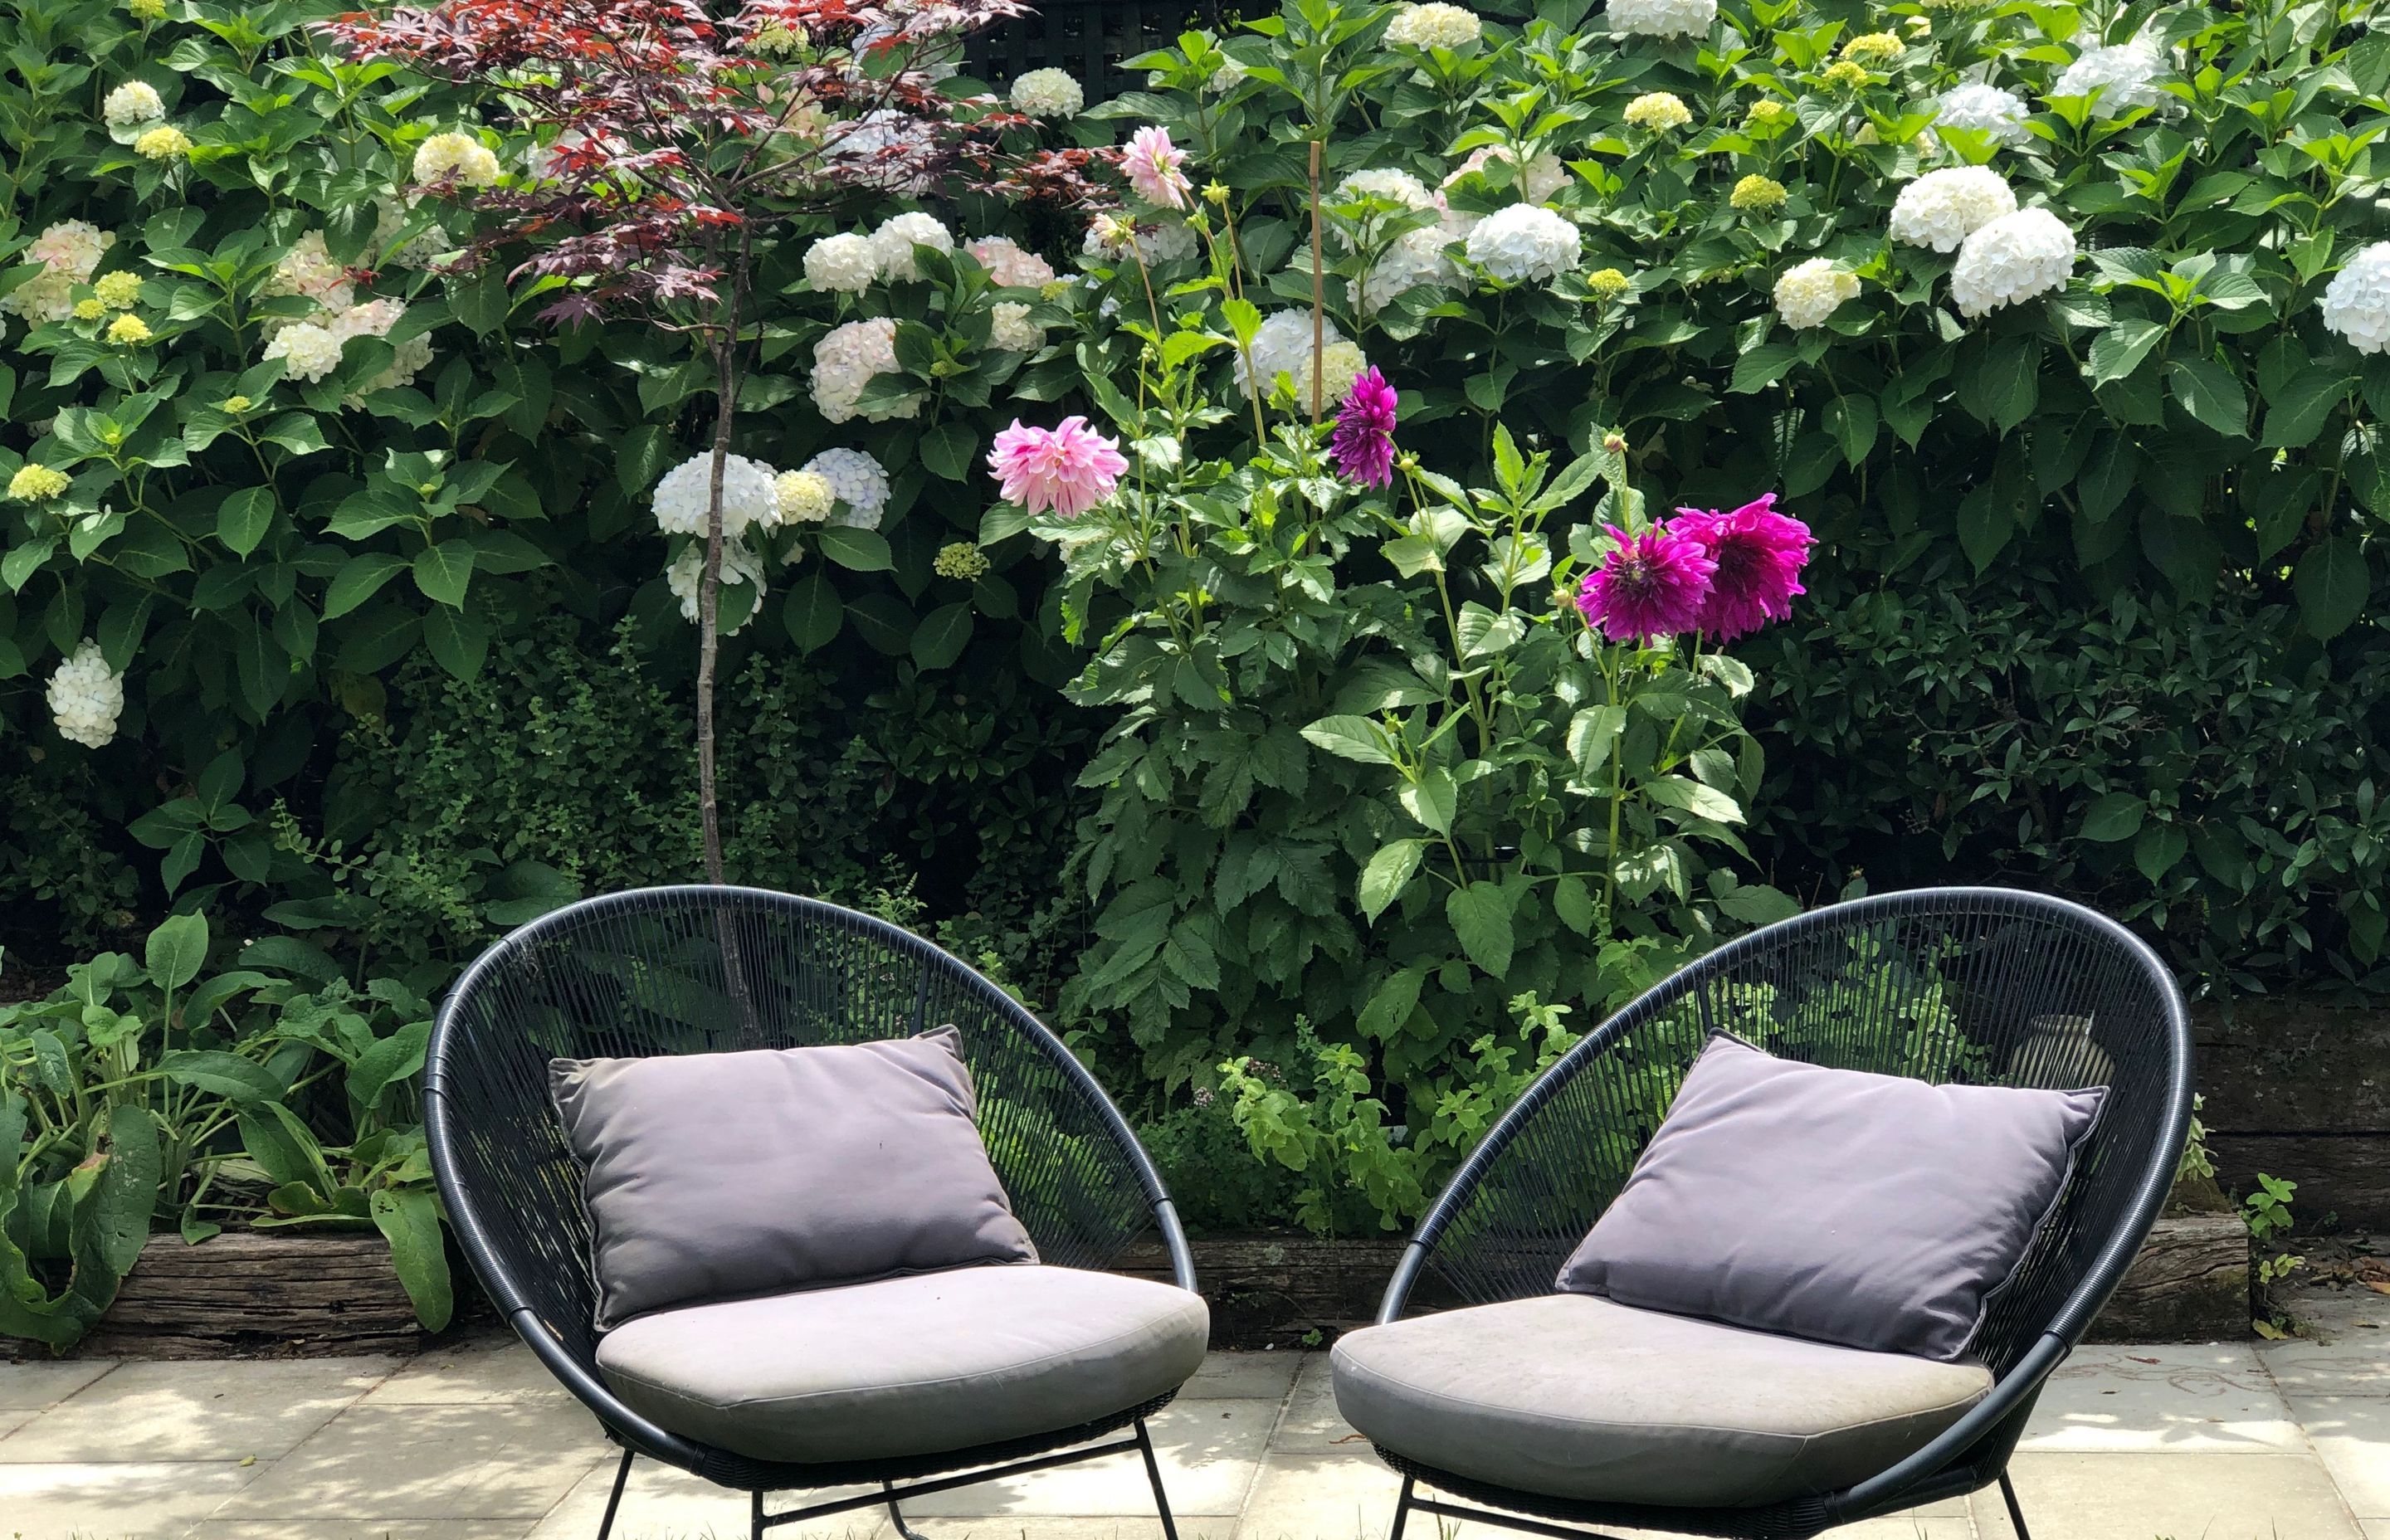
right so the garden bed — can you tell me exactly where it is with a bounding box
[4,1214,2249,1361]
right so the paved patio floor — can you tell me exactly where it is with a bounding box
[2,1290,2384,1540]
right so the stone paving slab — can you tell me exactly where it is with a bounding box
[0,1326,2383,1539]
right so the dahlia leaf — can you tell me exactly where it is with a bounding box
[1359,841,1425,924]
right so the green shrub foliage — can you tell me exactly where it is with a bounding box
[9,0,2390,1264]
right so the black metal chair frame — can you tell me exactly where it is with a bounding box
[425,885,1202,1540]
[1367,888,2193,1540]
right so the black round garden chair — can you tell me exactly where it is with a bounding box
[425,885,1200,1540]
[1359,887,2192,1540]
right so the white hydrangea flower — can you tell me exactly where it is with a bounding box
[1082,216,1199,265]
[412,130,501,188]
[1623,91,1692,132]
[327,297,403,343]
[870,212,954,282]
[966,236,1058,289]
[1385,2,1483,48]
[103,82,164,128]
[373,201,451,267]
[1466,203,1582,285]
[666,536,768,634]
[1010,67,1085,118]
[3,220,115,324]
[832,109,935,194]
[2051,38,2166,114]
[319,300,432,402]
[262,321,344,382]
[46,640,124,749]
[1358,226,1462,310]
[1444,145,1568,204]
[804,448,891,529]
[1605,0,1715,37]
[812,316,920,424]
[1934,82,2032,146]
[2324,241,2390,354]
[1235,311,1370,412]
[1889,167,2018,253]
[851,17,959,80]
[1207,59,1246,94]
[651,452,783,539]
[358,334,434,399]
[805,231,880,293]
[1773,256,1860,329]
[266,231,357,314]
[775,470,836,524]
[749,19,807,56]
[988,301,1044,353]
[1329,169,1438,251]
[1334,168,1436,209]
[1949,207,2076,318]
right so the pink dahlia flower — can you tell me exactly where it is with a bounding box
[1330,368,1398,488]
[1575,523,1716,644]
[1671,494,1812,639]
[987,416,1129,518]
[1122,125,1191,211]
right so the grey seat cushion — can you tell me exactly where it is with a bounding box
[1331,1294,1991,1508]
[551,1026,1036,1330]
[597,1264,1210,1466]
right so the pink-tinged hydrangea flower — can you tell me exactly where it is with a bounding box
[988,416,1129,518]
[1575,523,1716,644]
[1122,126,1191,211]
[1330,368,1399,488]
[1671,494,1812,639]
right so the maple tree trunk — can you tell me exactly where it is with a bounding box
[696,332,734,885]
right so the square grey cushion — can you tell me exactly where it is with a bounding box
[596,1265,1209,1464]
[551,1026,1036,1330]
[1331,1293,1990,1508]
[1556,1034,2105,1361]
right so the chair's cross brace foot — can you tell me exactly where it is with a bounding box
[1997,1470,2032,1540]
[751,1434,1147,1533]
[885,1484,934,1540]
[1404,1492,1643,1540]
[1134,1420,1180,1540]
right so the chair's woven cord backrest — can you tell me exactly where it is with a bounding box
[1410,887,2190,1377]
[427,887,1161,1367]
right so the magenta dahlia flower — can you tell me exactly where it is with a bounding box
[1330,368,1399,488]
[1671,495,1812,639]
[1121,125,1191,211]
[987,416,1129,518]
[1575,523,1717,645]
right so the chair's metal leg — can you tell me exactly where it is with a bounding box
[1388,1474,1415,1540]
[885,1479,934,1540]
[594,1450,632,1540]
[1997,1470,2033,1539]
[1135,1419,1181,1540]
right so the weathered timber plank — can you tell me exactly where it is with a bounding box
[1133,1218,2251,1348]
[80,1231,421,1358]
[2085,1213,2249,1343]
[2209,1132,2390,1231]
[2191,1000,2390,1132]
[1114,1234,1415,1348]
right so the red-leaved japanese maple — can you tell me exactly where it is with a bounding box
[327,0,1026,881]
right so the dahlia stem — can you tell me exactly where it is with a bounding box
[1308,138,1325,426]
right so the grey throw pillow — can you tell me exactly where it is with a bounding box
[1555,1034,2104,1361]
[551,1026,1037,1330]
